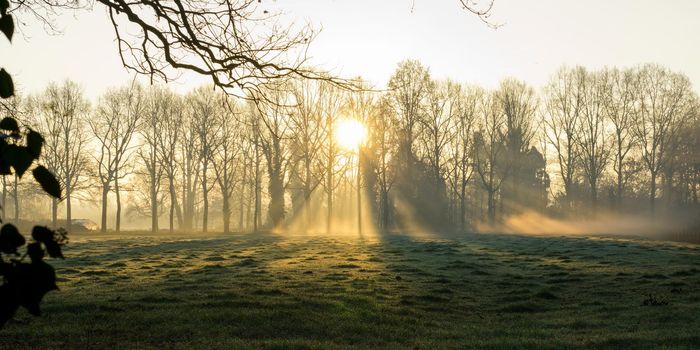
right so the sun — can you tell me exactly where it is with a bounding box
[335,119,368,150]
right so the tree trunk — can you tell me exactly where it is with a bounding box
[202,163,209,233]
[326,169,333,234]
[169,184,175,233]
[52,198,58,230]
[65,136,72,233]
[239,161,247,231]
[460,180,467,233]
[222,194,230,234]
[115,177,121,232]
[100,183,109,232]
[268,169,284,227]
[13,174,18,223]
[650,172,657,214]
[487,189,496,224]
[1,176,6,223]
[151,167,158,233]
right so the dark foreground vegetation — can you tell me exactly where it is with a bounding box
[1,232,698,349]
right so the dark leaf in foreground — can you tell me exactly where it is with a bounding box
[0,223,24,254]
[4,144,33,177]
[14,262,58,316]
[26,129,44,158]
[0,284,20,328]
[27,242,45,263]
[44,241,64,259]
[32,165,62,198]
[0,0,10,15]
[0,69,12,98]
[31,226,54,243]
[0,116,18,132]
[0,14,13,42]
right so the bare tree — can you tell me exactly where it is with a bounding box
[578,70,611,211]
[474,91,506,224]
[254,84,293,228]
[387,60,431,180]
[446,84,481,231]
[633,64,696,214]
[90,84,144,232]
[318,82,346,233]
[419,80,454,194]
[496,78,538,213]
[29,80,90,231]
[369,97,399,230]
[188,86,224,232]
[210,98,243,234]
[178,104,201,231]
[137,85,172,232]
[600,67,639,210]
[156,89,184,232]
[544,66,586,210]
[287,79,330,232]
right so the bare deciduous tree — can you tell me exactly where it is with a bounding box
[90,84,144,232]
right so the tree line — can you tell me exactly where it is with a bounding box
[1,60,699,234]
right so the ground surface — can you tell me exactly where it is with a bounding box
[1,231,699,349]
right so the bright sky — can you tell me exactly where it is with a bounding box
[2,0,700,100]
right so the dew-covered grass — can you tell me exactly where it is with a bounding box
[1,231,699,349]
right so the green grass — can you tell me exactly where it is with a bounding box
[2,231,699,349]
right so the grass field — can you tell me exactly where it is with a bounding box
[1,231,699,349]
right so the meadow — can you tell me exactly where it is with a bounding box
[1,231,698,349]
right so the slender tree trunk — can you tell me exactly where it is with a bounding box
[254,152,261,232]
[650,172,657,214]
[169,183,175,233]
[65,174,72,232]
[100,183,109,232]
[380,189,389,230]
[487,189,496,224]
[151,165,158,233]
[223,193,230,234]
[591,179,598,214]
[326,168,333,234]
[52,198,58,230]
[239,161,247,231]
[304,159,311,233]
[202,163,209,233]
[115,177,121,232]
[65,135,72,233]
[460,179,467,233]
[268,168,284,227]
[617,157,624,210]
[13,174,18,223]
[1,176,6,223]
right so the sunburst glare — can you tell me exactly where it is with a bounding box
[335,119,367,150]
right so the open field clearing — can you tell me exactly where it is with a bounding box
[1,232,699,349]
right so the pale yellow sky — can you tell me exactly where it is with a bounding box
[2,0,700,100]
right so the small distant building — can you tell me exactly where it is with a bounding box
[69,219,99,232]
[54,219,99,232]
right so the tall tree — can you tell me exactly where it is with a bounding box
[446,84,481,231]
[188,86,223,233]
[210,99,243,234]
[30,80,90,232]
[633,64,696,214]
[578,70,611,211]
[496,78,538,213]
[155,88,184,232]
[600,67,639,210]
[474,92,507,224]
[387,60,431,185]
[90,84,144,232]
[544,66,586,211]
